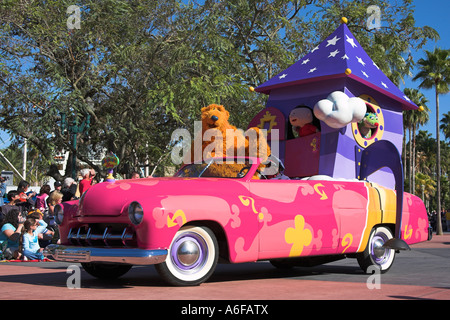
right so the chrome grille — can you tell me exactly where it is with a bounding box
[68,224,136,247]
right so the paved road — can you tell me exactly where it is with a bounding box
[0,234,448,303]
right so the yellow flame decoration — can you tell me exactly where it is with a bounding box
[341,233,353,253]
[167,209,187,228]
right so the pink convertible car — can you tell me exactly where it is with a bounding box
[45,154,431,286]
[46,20,432,286]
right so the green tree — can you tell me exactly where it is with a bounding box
[413,48,450,235]
[413,131,450,216]
[414,131,435,193]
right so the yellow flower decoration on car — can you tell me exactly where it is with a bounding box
[285,215,313,257]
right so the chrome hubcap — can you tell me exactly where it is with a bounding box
[370,232,392,266]
[373,238,386,258]
[171,232,208,273]
[177,240,200,267]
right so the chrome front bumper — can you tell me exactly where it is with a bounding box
[44,244,167,265]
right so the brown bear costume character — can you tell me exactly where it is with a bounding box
[187,104,270,178]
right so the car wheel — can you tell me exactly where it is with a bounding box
[81,263,132,279]
[155,226,218,286]
[357,226,395,274]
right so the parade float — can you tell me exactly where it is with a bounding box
[45,19,431,286]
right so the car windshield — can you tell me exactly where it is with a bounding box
[174,159,254,178]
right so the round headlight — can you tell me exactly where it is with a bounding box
[128,201,144,225]
[54,204,64,225]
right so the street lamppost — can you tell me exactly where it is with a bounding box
[60,101,92,179]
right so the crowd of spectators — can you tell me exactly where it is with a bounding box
[428,210,450,232]
[0,168,96,261]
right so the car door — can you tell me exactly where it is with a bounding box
[247,179,339,260]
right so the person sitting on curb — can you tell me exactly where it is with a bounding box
[0,209,25,259]
[19,217,45,261]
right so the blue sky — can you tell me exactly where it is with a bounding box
[402,0,450,138]
[0,0,448,149]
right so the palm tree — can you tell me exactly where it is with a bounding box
[415,151,432,177]
[415,171,436,203]
[0,145,25,185]
[413,48,450,235]
[402,107,413,191]
[403,88,429,195]
[440,111,450,141]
